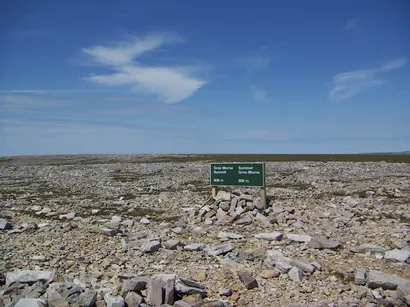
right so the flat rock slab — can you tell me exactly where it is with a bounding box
[140,241,161,253]
[147,274,176,306]
[286,234,312,243]
[184,243,205,251]
[217,231,245,239]
[206,244,234,256]
[6,270,54,286]
[352,244,386,254]
[384,249,410,262]
[289,259,315,273]
[163,239,182,250]
[254,232,283,241]
[309,235,342,250]
[367,270,410,291]
[14,298,45,307]
[215,191,231,202]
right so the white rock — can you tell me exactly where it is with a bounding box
[385,249,410,262]
[15,298,45,307]
[286,233,312,243]
[254,232,283,241]
[111,215,122,223]
[289,267,303,282]
[184,243,205,251]
[104,294,125,307]
[215,191,231,202]
[140,218,151,224]
[6,270,54,286]
[59,212,75,220]
[217,231,245,239]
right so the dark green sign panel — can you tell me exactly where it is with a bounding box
[210,163,265,187]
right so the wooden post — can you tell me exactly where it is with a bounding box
[212,187,218,199]
[260,187,267,209]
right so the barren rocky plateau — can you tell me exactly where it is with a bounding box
[1,155,410,307]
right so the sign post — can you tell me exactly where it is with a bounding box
[210,162,266,208]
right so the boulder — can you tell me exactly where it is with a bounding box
[146,274,176,306]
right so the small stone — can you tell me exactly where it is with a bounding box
[276,261,293,273]
[190,270,207,282]
[0,219,12,230]
[124,292,142,307]
[175,280,207,297]
[206,244,233,256]
[216,208,234,224]
[121,277,149,296]
[289,267,303,282]
[14,298,45,307]
[184,243,205,251]
[219,202,230,211]
[140,241,161,253]
[367,270,399,290]
[309,235,342,250]
[286,234,312,243]
[385,249,410,262]
[236,271,258,290]
[235,214,253,225]
[219,288,232,296]
[289,259,315,273]
[239,194,254,201]
[91,209,100,214]
[355,268,367,285]
[260,269,280,279]
[77,290,97,307]
[215,191,231,202]
[59,212,75,220]
[48,299,69,307]
[255,213,272,227]
[163,239,181,250]
[311,262,322,271]
[217,231,245,239]
[111,215,122,223]
[104,294,124,307]
[254,232,283,241]
[140,217,151,224]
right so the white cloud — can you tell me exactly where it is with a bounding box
[81,34,206,103]
[329,58,407,101]
[250,85,268,102]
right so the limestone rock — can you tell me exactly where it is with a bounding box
[14,298,45,307]
[215,191,231,202]
[286,234,312,243]
[6,270,54,286]
[147,274,176,306]
[355,268,367,286]
[384,249,410,262]
[124,292,143,307]
[140,241,161,253]
[104,294,124,307]
[309,235,342,250]
[0,219,12,230]
[289,266,303,282]
[254,232,283,241]
[184,243,205,251]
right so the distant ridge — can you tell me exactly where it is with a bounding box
[362,151,410,155]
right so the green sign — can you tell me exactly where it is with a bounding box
[210,163,265,187]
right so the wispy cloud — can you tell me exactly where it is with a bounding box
[250,85,268,102]
[235,55,271,71]
[344,18,359,31]
[329,58,407,101]
[81,34,206,103]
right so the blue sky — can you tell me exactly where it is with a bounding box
[1,0,409,155]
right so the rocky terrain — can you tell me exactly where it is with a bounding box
[1,155,410,306]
